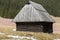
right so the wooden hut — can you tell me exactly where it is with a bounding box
[13,1,55,33]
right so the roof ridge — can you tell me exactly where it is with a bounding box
[13,1,55,22]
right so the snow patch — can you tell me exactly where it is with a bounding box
[0,32,5,35]
[54,39,60,40]
[13,29,16,31]
[7,35,37,40]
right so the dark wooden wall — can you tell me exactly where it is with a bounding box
[16,22,53,33]
[41,22,53,33]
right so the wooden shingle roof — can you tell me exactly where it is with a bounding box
[13,1,55,22]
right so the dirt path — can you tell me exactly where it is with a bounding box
[52,16,60,33]
[0,17,15,26]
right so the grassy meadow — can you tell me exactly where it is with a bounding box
[0,16,60,40]
[0,0,60,40]
[0,24,60,40]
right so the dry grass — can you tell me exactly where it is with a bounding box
[0,25,60,40]
[0,16,60,40]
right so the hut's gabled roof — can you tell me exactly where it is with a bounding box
[13,1,55,22]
